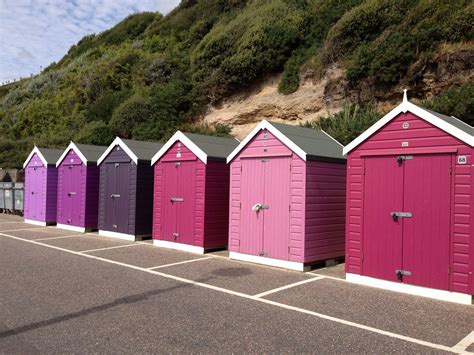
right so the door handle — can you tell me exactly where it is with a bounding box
[391,211,413,220]
[110,194,120,198]
[170,197,184,202]
[68,192,76,196]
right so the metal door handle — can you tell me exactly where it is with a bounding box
[170,198,184,202]
[110,194,120,198]
[391,211,412,220]
[68,192,76,196]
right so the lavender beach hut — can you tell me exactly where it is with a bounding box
[23,146,63,225]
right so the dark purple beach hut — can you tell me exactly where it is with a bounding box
[55,142,107,232]
[23,146,63,225]
[97,137,163,241]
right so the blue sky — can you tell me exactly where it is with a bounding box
[0,0,180,83]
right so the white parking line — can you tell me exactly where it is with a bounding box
[452,331,474,353]
[79,243,141,253]
[0,221,24,224]
[36,234,82,241]
[253,276,326,298]
[0,232,460,353]
[148,257,213,270]
[0,227,46,233]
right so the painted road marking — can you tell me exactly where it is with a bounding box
[0,232,462,354]
[79,243,141,253]
[0,227,47,233]
[452,331,474,353]
[0,221,25,224]
[253,276,326,298]
[35,234,82,241]
[147,256,213,270]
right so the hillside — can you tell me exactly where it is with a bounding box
[0,0,473,167]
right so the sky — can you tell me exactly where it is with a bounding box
[0,0,180,83]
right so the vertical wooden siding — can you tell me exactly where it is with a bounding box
[304,160,346,263]
[203,160,230,248]
[228,129,305,262]
[346,112,472,294]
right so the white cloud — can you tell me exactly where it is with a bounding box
[0,0,180,83]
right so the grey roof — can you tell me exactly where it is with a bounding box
[423,108,473,136]
[121,139,163,161]
[268,121,345,161]
[183,132,239,160]
[74,143,107,163]
[38,147,63,165]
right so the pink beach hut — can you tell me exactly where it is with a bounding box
[55,142,107,232]
[226,120,346,271]
[151,131,239,253]
[343,92,474,304]
[23,146,63,225]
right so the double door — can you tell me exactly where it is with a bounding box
[104,162,131,233]
[25,167,45,220]
[59,164,82,225]
[240,156,291,260]
[161,160,196,244]
[362,154,452,290]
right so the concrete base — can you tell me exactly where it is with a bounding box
[24,219,47,226]
[56,223,86,233]
[153,240,205,254]
[229,251,308,271]
[346,273,473,305]
[98,230,148,242]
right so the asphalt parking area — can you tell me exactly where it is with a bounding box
[86,244,206,268]
[1,216,473,353]
[158,257,315,295]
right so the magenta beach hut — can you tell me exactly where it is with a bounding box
[227,120,346,271]
[97,137,163,241]
[343,92,474,304]
[23,146,63,226]
[151,131,239,254]
[55,142,107,232]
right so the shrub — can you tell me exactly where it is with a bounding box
[75,121,115,146]
[109,96,153,138]
[302,103,382,145]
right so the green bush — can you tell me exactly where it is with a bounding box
[109,96,153,138]
[302,104,382,145]
[75,121,115,146]
[422,83,474,126]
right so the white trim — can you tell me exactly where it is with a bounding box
[24,219,47,226]
[226,120,307,163]
[23,146,48,168]
[346,273,473,305]
[98,229,138,241]
[56,223,86,233]
[55,142,88,167]
[151,131,208,165]
[321,129,344,148]
[343,101,473,155]
[97,137,138,165]
[229,251,306,271]
[153,239,205,254]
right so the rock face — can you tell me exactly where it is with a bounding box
[203,45,474,140]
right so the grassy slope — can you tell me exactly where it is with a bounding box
[0,0,472,167]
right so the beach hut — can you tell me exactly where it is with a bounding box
[343,91,474,304]
[227,120,346,271]
[96,137,163,240]
[23,146,63,225]
[151,131,239,253]
[55,142,107,232]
